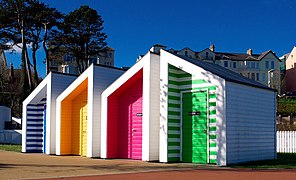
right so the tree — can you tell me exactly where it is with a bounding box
[0,0,63,87]
[58,5,107,74]
[0,0,32,98]
[26,1,63,80]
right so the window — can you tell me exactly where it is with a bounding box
[251,73,255,80]
[262,73,266,81]
[247,62,250,68]
[206,52,209,59]
[265,61,269,69]
[251,62,255,69]
[185,51,188,57]
[64,66,69,74]
[271,61,275,69]
[256,73,259,81]
[233,62,237,68]
[224,61,228,67]
[247,73,250,78]
[108,53,112,58]
[256,62,259,69]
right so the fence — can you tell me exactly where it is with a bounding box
[277,131,296,153]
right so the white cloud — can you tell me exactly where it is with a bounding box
[4,42,32,54]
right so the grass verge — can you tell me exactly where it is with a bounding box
[230,153,296,169]
[0,144,21,152]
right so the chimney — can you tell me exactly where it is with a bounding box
[210,44,215,52]
[247,48,252,56]
[150,44,167,54]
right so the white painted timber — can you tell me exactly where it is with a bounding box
[225,81,276,164]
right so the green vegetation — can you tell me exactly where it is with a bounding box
[277,124,296,131]
[0,144,21,153]
[277,96,296,116]
[231,153,296,169]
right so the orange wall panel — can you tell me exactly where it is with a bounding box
[60,100,72,154]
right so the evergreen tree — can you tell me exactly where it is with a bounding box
[58,5,107,74]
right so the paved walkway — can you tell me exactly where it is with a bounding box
[1,150,296,180]
[0,150,209,179]
[49,169,296,180]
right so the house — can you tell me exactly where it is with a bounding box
[22,72,77,154]
[100,49,160,161]
[0,105,11,130]
[169,45,281,93]
[283,46,296,94]
[49,46,115,75]
[159,49,276,166]
[55,64,125,157]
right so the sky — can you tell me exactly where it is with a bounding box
[4,0,296,78]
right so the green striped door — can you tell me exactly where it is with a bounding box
[182,91,208,163]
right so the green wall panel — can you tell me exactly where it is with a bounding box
[167,64,217,164]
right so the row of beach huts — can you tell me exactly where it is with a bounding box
[22,48,277,166]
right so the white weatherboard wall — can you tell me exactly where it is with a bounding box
[225,82,276,164]
[142,53,160,161]
[159,50,226,165]
[89,65,125,157]
[22,73,77,154]
[56,64,125,157]
[101,51,160,161]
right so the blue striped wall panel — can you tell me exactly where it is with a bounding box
[26,98,46,153]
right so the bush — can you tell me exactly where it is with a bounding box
[277,96,296,116]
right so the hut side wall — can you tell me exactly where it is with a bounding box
[225,81,276,165]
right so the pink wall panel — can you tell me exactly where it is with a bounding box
[107,70,143,159]
[107,96,118,158]
[117,96,129,157]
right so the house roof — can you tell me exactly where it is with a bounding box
[180,47,196,52]
[214,50,279,61]
[104,46,115,51]
[170,47,281,62]
[171,52,275,91]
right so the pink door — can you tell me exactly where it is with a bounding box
[128,95,142,160]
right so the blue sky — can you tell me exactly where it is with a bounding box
[5,0,296,78]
